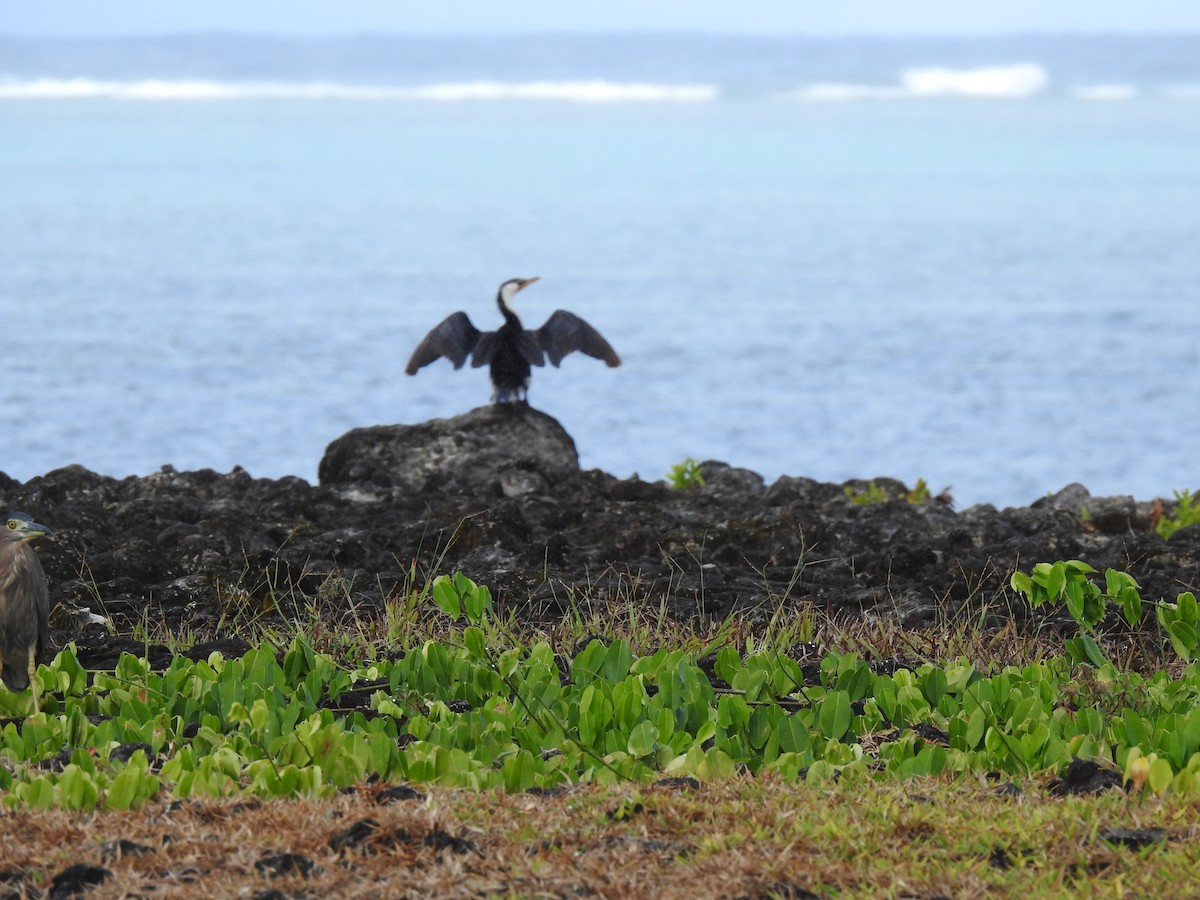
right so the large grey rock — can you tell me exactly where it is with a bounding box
[317,405,580,494]
[1033,482,1092,512]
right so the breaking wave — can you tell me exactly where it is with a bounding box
[0,77,718,103]
[789,63,1049,101]
[4,70,1195,105]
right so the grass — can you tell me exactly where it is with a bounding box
[17,540,1200,894]
[2,775,1197,897]
[109,551,1180,730]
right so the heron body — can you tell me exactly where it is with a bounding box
[406,277,621,403]
[0,512,52,713]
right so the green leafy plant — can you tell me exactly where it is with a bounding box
[844,479,933,506]
[1157,488,1200,539]
[1010,559,1200,663]
[667,458,704,490]
[432,572,494,624]
[906,478,931,504]
[844,481,887,505]
[17,567,1200,810]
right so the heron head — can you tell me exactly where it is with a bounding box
[498,276,540,308]
[3,512,53,544]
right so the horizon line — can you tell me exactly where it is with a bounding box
[5,28,1200,40]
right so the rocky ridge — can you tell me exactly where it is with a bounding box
[2,405,1197,665]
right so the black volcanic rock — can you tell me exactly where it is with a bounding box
[1,411,1194,666]
[318,405,579,494]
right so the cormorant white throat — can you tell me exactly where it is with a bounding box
[406,277,621,403]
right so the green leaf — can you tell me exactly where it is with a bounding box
[1066,635,1108,668]
[601,640,633,683]
[612,679,647,731]
[717,694,751,733]
[873,677,898,724]
[431,575,461,619]
[577,684,612,748]
[457,574,493,623]
[1180,592,1199,624]
[920,668,948,706]
[501,750,539,792]
[1064,581,1085,625]
[818,690,852,741]
[1040,563,1066,600]
[714,647,743,687]
[19,777,56,809]
[731,668,768,702]
[249,698,270,736]
[836,662,874,702]
[1122,710,1152,750]
[776,715,810,754]
[1168,621,1198,660]
[58,765,100,810]
[463,626,487,660]
[1010,571,1033,598]
[965,708,987,749]
[1149,757,1175,794]
[572,641,607,686]
[699,747,736,780]
[106,751,157,811]
[915,745,947,776]
[627,721,659,758]
[1119,590,1143,627]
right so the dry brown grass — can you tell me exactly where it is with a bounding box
[3,775,1199,898]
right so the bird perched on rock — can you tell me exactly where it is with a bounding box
[406,277,621,403]
[0,512,53,713]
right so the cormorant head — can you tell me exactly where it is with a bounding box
[3,512,53,544]
[497,276,540,309]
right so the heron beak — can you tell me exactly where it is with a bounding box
[18,521,53,540]
[516,276,540,292]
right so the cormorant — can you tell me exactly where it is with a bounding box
[405,277,621,403]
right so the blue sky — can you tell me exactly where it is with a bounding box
[5,1,1200,36]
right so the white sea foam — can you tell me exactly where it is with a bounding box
[903,64,1048,98]
[0,77,717,103]
[1072,84,1138,101]
[789,63,1049,102]
[789,83,909,102]
[406,80,717,102]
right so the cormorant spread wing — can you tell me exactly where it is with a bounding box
[405,311,481,373]
[532,310,622,368]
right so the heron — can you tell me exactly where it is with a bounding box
[0,512,52,714]
[406,277,621,403]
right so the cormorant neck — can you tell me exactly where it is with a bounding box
[496,293,521,329]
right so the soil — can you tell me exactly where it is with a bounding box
[3,404,1198,670]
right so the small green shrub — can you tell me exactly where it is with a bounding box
[667,458,704,490]
[844,481,887,505]
[906,478,931,504]
[1157,489,1200,539]
[844,479,931,506]
[1010,559,1200,663]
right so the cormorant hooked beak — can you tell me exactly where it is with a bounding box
[516,276,540,292]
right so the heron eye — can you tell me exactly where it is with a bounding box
[5,521,14,529]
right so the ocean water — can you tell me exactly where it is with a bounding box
[2,34,1198,508]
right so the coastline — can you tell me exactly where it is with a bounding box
[2,408,1191,669]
